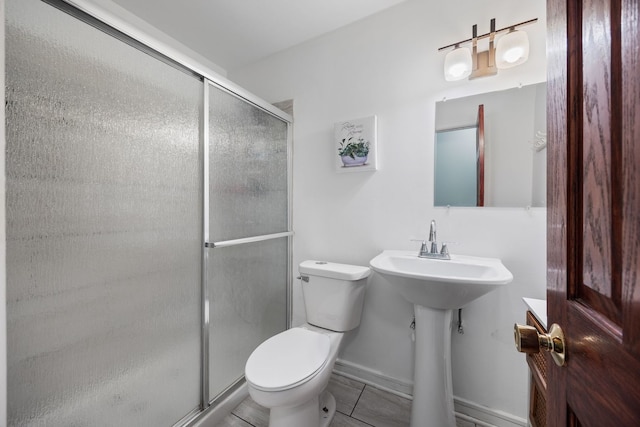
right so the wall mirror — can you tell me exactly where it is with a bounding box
[434,82,546,207]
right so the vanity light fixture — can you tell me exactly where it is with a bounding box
[440,18,537,81]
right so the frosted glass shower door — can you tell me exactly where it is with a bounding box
[6,0,202,425]
[207,81,291,400]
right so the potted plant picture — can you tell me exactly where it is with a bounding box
[334,116,377,172]
[338,137,370,167]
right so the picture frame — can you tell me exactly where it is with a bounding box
[334,115,377,172]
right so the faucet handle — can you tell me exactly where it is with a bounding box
[410,239,430,257]
[420,241,429,255]
[440,243,450,256]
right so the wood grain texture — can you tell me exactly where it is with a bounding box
[621,0,640,355]
[566,304,640,427]
[579,0,623,325]
[526,311,548,427]
[548,0,640,425]
[546,0,569,424]
[581,0,613,298]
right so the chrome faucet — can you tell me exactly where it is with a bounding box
[418,220,450,260]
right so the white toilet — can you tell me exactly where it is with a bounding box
[244,260,371,427]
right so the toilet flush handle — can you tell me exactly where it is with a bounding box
[296,276,309,282]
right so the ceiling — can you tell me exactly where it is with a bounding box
[110,0,408,72]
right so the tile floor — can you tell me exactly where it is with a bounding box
[218,373,412,427]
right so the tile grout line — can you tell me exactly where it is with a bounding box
[230,412,257,427]
[333,408,377,427]
[228,374,412,427]
[349,383,367,418]
[350,414,377,427]
[350,413,378,427]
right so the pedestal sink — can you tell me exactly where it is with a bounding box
[370,250,513,427]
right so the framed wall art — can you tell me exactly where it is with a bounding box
[334,115,377,172]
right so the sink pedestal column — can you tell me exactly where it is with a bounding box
[411,305,455,427]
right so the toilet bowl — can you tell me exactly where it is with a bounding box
[245,324,342,427]
[244,260,370,427]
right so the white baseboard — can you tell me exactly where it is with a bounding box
[453,397,527,427]
[333,358,413,398]
[333,358,526,427]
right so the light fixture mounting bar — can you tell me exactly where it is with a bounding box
[438,18,538,51]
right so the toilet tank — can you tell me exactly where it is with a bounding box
[299,260,371,332]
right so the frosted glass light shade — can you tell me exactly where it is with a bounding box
[444,47,472,81]
[496,30,530,69]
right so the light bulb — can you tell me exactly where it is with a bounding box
[444,47,472,81]
[449,64,467,78]
[503,47,525,63]
[496,29,529,69]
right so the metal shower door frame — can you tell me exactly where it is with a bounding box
[200,78,294,411]
[38,0,294,424]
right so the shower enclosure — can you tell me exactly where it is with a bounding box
[5,0,292,425]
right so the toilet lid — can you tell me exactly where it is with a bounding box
[245,328,331,392]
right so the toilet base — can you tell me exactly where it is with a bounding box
[319,390,336,427]
[268,390,336,427]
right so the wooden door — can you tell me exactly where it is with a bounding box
[547,0,640,425]
[476,104,485,207]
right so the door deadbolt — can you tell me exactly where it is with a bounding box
[514,323,566,367]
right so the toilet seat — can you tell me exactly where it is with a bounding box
[245,328,331,392]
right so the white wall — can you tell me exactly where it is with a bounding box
[230,0,547,420]
[67,0,227,77]
[532,83,547,206]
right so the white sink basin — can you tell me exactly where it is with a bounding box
[370,250,513,309]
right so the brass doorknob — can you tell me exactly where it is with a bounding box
[514,323,566,367]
